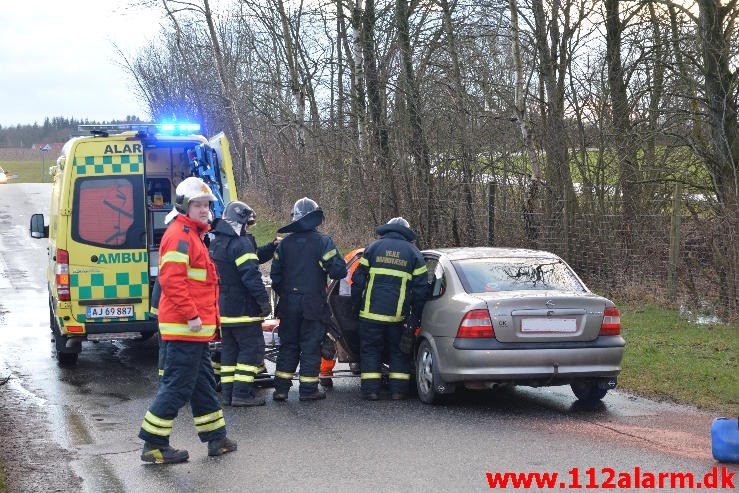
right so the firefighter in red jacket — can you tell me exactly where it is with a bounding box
[138,177,236,464]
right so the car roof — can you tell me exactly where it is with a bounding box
[422,247,562,261]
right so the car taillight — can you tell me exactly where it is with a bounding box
[56,249,71,302]
[600,306,621,335]
[456,309,495,338]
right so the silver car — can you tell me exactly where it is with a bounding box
[416,247,625,404]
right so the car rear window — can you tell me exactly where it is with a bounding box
[453,258,586,293]
[71,176,146,249]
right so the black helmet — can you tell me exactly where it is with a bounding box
[291,197,319,222]
[223,201,256,226]
[387,217,410,228]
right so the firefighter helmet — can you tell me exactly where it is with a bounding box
[223,201,256,226]
[387,217,410,229]
[291,197,320,222]
[174,177,217,214]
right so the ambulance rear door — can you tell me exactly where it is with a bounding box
[66,139,153,334]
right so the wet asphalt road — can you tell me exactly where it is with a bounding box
[0,183,736,492]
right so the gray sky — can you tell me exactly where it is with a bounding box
[0,1,162,127]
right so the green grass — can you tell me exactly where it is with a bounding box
[0,461,6,493]
[0,160,54,183]
[619,305,738,415]
[248,216,282,247]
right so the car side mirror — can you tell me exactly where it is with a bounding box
[30,213,48,238]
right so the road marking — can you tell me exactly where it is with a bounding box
[0,252,12,289]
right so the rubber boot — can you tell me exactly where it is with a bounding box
[208,436,237,457]
[141,443,189,464]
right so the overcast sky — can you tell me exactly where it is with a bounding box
[0,1,163,127]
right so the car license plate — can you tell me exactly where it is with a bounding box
[521,318,576,333]
[86,305,134,319]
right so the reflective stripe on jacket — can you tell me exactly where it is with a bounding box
[351,228,428,323]
[209,221,270,327]
[157,214,220,341]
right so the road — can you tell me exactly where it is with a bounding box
[0,183,735,492]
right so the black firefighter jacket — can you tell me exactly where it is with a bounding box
[209,219,276,326]
[351,223,428,324]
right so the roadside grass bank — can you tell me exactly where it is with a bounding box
[0,160,53,183]
[0,461,6,493]
[619,304,738,416]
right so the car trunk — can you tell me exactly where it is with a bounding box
[480,292,606,343]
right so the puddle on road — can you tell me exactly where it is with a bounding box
[1,371,47,406]
[63,407,95,445]
[72,454,127,493]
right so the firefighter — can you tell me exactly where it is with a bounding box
[351,217,428,400]
[270,197,347,401]
[138,177,236,464]
[319,248,365,387]
[209,201,277,407]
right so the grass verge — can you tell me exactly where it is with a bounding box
[619,304,738,415]
[0,160,53,183]
[248,216,283,247]
[0,461,6,493]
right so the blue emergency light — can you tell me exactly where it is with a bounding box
[79,122,202,136]
[158,122,201,134]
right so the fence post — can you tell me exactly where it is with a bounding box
[487,181,496,246]
[668,182,682,301]
[562,184,569,258]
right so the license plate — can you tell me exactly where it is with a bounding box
[521,318,576,333]
[86,305,134,319]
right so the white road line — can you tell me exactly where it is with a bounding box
[0,252,12,289]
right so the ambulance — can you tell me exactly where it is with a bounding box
[30,123,237,365]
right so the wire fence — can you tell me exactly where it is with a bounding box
[244,171,739,321]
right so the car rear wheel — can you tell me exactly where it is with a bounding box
[570,381,608,403]
[416,340,444,404]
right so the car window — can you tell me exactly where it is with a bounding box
[424,258,446,298]
[453,258,586,293]
[72,176,146,249]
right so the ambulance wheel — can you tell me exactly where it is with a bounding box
[49,303,58,333]
[138,331,155,341]
[56,351,78,366]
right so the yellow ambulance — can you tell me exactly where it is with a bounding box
[30,123,237,365]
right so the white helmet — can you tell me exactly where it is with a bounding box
[387,217,410,228]
[174,177,217,214]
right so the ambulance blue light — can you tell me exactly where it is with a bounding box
[157,122,201,134]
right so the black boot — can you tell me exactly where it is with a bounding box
[141,443,189,464]
[208,436,237,457]
[299,390,327,401]
[232,395,266,407]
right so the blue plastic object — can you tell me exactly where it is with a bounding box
[711,417,739,463]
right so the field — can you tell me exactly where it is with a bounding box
[0,160,54,183]
[620,304,738,415]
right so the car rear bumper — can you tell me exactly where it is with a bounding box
[433,335,625,383]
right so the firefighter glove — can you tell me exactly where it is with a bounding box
[258,301,272,317]
[399,315,417,354]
